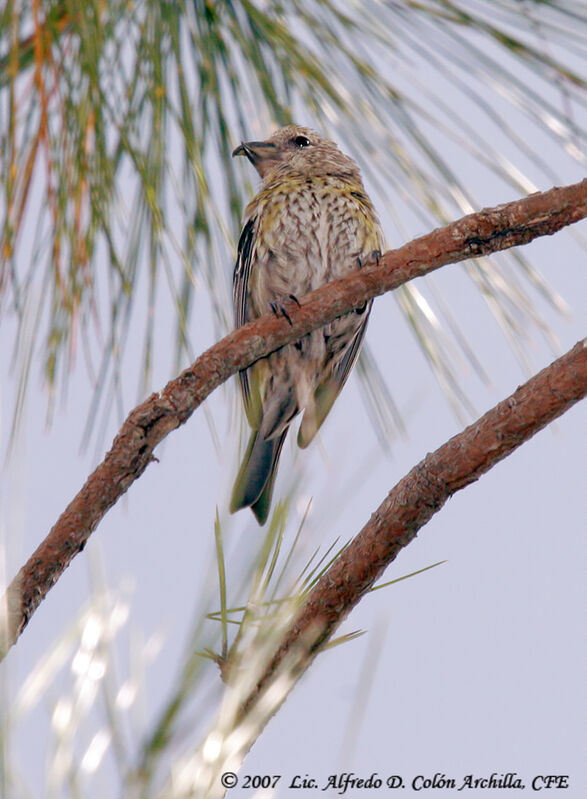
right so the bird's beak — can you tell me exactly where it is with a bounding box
[232,140,281,176]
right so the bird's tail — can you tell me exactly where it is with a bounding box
[230,428,288,525]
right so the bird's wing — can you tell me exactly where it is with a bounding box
[297,301,372,448]
[233,216,256,415]
[333,302,372,388]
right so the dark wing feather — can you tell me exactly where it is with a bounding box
[233,217,256,411]
[333,301,372,387]
[297,302,373,448]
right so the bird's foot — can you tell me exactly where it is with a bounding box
[269,294,300,326]
[356,249,381,269]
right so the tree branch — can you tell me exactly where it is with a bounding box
[1,180,585,658]
[240,339,587,717]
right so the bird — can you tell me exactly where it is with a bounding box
[230,125,384,525]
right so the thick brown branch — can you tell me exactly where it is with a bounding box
[242,339,587,715]
[1,180,585,657]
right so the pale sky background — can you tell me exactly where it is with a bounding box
[0,18,586,799]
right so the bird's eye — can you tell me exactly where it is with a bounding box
[292,135,311,148]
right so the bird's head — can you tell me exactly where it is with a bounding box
[232,125,359,180]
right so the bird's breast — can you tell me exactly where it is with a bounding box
[251,180,374,309]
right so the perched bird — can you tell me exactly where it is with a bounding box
[230,125,384,524]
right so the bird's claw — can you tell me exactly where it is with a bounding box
[357,249,381,269]
[270,301,293,326]
[269,294,300,326]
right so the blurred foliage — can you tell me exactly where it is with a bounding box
[0,491,444,796]
[0,0,586,448]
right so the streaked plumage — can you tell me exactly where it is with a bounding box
[230,125,385,524]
